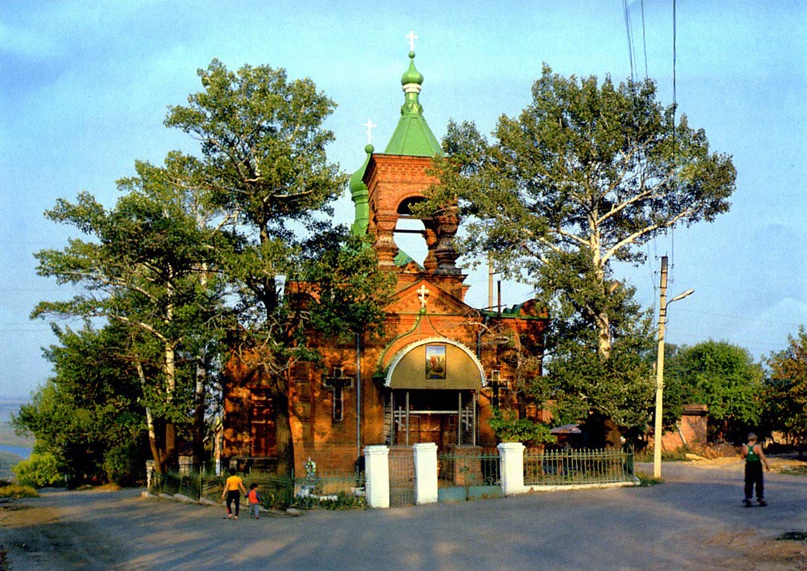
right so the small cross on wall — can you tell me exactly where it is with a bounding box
[417,284,430,308]
[323,367,354,422]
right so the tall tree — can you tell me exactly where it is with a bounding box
[164,59,391,476]
[32,152,230,472]
[665,340,764,441]
[764,327,807,450]
[424,65,736,443]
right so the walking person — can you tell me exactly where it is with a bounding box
[247,483,261,519]
[741,433,770,507]
[222,468,247,520]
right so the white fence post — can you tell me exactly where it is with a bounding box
[498,442,526,496]
[364,445,390,508]
[413,442,438,505]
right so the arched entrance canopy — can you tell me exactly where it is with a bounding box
[385,337,486,390]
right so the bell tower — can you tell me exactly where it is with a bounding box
[350,47,465,300]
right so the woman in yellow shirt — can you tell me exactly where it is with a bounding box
[221,468,247,519]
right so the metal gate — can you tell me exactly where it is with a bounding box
[388,446,415,507]
[437,447,502,502]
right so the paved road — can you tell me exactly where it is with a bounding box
[1,460,805,570]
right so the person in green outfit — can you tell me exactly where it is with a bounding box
[741,433,770,507]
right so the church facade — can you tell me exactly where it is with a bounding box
[221,49,546,473]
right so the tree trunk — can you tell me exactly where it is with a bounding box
[136,360,165,473]
[270,373,295,477]
[192,357,207,470]
[145,407,164,474]
[164,422,177,472]
[162,339,178,471]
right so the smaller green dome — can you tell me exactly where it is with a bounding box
[349,144,374,194]
[401,52,423,85]
[349,144,373,236]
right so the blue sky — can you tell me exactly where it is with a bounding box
[1,0,805,399]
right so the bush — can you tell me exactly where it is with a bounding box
[0,483,39,498]
[104,441,146,487]
[292,491,366,510]
[489,408,556,445]
[11,453,62,488]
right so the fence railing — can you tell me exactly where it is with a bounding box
[149,468,365,510]
[523,447,635,486]
[438,448,500,488]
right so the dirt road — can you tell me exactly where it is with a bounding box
[1,459,805,570]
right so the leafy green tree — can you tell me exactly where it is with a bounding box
[764,327,807,450]
[529,259,657,446]
[32,153,230,472]
[13,324,146,485]
[165,59,392,476]
[423,65,735,444]
[665,340,764,441]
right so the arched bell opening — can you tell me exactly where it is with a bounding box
[393,197,434,270]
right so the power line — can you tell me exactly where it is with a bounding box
[640,0,649,79]
[622,0,636,81]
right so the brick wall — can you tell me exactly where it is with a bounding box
[658,404,708,450]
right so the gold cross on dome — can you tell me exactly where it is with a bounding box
[417,284,430,308]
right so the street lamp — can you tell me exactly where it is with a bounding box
[653,255,694,479]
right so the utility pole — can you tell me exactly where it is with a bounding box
[654,256,694,478]
[653,256,669,479]
[488,252,494,310]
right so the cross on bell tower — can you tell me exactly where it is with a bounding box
[363,119,377,144]
[405,30,418,51]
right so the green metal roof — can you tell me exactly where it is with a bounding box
[383,52,443,158]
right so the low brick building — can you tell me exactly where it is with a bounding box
[659,404,709,451]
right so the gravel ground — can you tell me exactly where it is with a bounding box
[1,457,805,570]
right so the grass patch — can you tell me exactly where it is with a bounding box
[779,464,807,477]
[0,544,9,571]
[776,531,807,542]
[635,471,663,487]
[0,484,38,498]
[635,449,693,462]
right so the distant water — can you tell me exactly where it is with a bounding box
[0,444,31,460]
[0,401,25,423]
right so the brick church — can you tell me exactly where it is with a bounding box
[221,48,547,473]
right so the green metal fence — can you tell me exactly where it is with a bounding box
[523,447,635,486]
[438,449,500,487]
[438,448,502,501]
[149,469,365,510]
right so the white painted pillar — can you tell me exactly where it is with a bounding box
[498,442,526,496]
[364,445,390,508]
[413,442,438,505]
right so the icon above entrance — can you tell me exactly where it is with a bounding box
[384,337,487,390]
